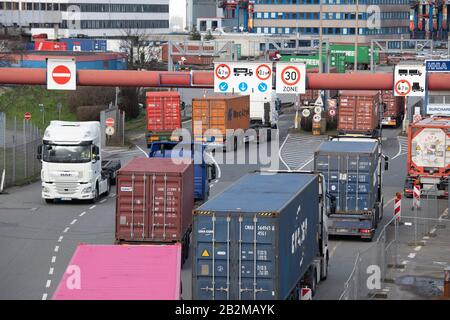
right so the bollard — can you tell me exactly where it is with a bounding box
[444,267,450,299]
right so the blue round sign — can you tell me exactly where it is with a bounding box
[239,82,248,92]
[218,82,228,92]
[258,82,268,92]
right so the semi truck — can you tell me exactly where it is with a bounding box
[37,121,121,203]
[314,137,388,240]
[52,244,182,300]
[404,116,450,198]
[192,171,333,300]
[148,141,217,202]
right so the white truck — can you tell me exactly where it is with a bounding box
[37,121,121,203]
[249,91,279,129]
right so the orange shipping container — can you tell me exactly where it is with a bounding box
[338,90,380,136]
[381,90,405,127]
[192,95,250,149]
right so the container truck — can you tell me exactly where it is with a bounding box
[338,90,381,138]
[115,157,194,263]
[148,141,217,202]
[404,116,450,198]
[52,244,182,300]
[314,138,388,240]
[192,95,251,151]
[381,90,405,127]
[146,91,182,148]
[249,91,279,130]
[37,121,121,203]
[192,171,333,300]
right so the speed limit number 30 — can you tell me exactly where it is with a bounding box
[276,63,306,94]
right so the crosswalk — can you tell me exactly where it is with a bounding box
[279,133,326,170]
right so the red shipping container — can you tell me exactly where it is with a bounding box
[161,44,215,66]
[115,158,194,244]
[338,90,380,135]
[34,41,67,51]
[381,90,405,127]
[146,91,182,144]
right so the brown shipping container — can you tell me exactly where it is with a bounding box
[161,44,215,65]
[115,158,194,244]
[192,95,250,142]
[338,90,380,134]
[381,90,404,118]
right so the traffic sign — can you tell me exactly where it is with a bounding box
[302,109,311,118]
[214,62,273,94]
[275,62,306,94]
[327,99,337,108]
[105,126,115,136]
[426,60,450,72]
[24,112,31,121]
[313,114,322,123]
[314,106,322,114]
[47,58,76,90]
[413,114,422,123]
[394,65,425,97]
[105,117,115,127]
[328,108,336,117]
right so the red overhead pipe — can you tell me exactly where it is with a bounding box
[0,68,450,91]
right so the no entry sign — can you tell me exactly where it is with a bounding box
[105,117,115,127]
[47,58,76,90]
[24,112,31,121]
[276,62,306,94]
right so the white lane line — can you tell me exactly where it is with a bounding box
[49,268,54,275]
[414,246,422,251]
[63,227,70,233]
[278,134,291,170]
[89,205,96,210]
[58,236,63,243]
[70,219,77,225]
[430,228,437,234]
[79,211,86,217]
[383,197,395,208]
[99,199,107,204]
[109,193,116,198]
[408,253,417,259]
[402,260,409,265]
[54,246,59,252]
[42,293,48,300]
[299,157,314,170]
[404,222,413,226]
[134,144,149,157]
[329,241,342,258]
[51,256,56,263]
[45,280,51,288]
[392,138,404,160]
[423,236,430,240]
[204,151,222,180]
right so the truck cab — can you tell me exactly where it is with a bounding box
[37,121,120,203]
[249,91,279,129]
[148,141,216,202]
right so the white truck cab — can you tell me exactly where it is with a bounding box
[37,121,119,203]
[249,91,279,129]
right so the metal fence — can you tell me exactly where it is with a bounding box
[0,113,42,191]
[340,190,450,300]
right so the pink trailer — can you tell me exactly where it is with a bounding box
[52,244,182,300]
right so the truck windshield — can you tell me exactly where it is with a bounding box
[42,144,92,163]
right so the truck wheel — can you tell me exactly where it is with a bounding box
[311,269,317,297]
[105,179,111,196]
[90,186,99,204]
[321,254,329,281]
[45,199,53,204]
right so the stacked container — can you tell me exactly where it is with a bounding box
[338,90,380,137]
[381,90,405,127]
[115,158,194,262]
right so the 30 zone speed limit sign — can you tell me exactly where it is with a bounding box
[276,63,306,94]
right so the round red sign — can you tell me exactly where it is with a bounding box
[394,79,411,96]
[105,117,115,127]
[281,66,301,86]
[215,64,231,80]
[256,64,272,81]
[24,112,31,121]
[52,65,72,85]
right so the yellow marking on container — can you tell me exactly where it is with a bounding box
[202,249,210,257]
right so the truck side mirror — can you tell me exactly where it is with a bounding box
[384,155,389,171]
[37,145,42,160]
[208,164,217,181]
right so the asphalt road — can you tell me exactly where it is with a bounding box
[0,108,409,300]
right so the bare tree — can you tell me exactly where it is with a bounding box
[120,28,158,70]
[0,35,26,67]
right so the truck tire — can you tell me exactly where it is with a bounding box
[45,199,53,204]
[321,253,329,281]
[105,179,110,196]
[90,186,99,204]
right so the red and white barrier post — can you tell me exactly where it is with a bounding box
[394,192,402,222]
[413,180,421,210]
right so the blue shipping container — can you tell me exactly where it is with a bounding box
[314,141,379,213]
[59,38,94,51]
[192,172,320,300]
[93,39,107,52]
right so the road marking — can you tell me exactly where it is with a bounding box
[383,197,395,208]
[329,242,341,258]
[204,151,222,179]
[299,157,314,170]
[392,138,403,160]
[89,205,96,210]
[51,256,56,263]
[109,193,116,198]
[404,222,413,226]
[414,246,422,251]
[99,199,107,204]
[279,134,325,170]
[278,134,291,170]
[430,228,436,234]
[54,246,59,252]
[45,280,51,288]
[182,119,192,124]
[402,260,409,265]
[49,268,54,275]
[423,236,430,240]
[70,219,77,225]
[79,211,86,217]
[42,293,48,300]
[58,236,63,243]
[134,144,149,157]
[63,227,70,233]
[408,253,416,259]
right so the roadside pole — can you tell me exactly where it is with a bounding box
[402,97,408,134]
